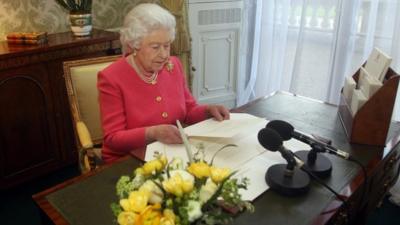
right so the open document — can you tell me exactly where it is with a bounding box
[145,113,311,201]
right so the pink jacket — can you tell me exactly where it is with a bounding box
[97,56,207,163]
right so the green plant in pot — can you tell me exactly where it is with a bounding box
[55,0,93,36]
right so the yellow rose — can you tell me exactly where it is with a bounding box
[159,155,168,167]
[162,170,194,197]
[161,208,175,225]
[120,190,150,213]
[163,173,184,197]
[181,180,194,193]
[143,160,164,175]
[120,199,132,212]
[137,204,162,225]
[187,161,210,179]
[160,217,175,225]
[117,211,137,225]
[210,166,231,183]
[139,180,164,204]
[163,209,176,221]
[135,167,144,176]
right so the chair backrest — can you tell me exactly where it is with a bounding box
[63,55,121,147]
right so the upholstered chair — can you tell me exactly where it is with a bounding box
[63,55,120,172]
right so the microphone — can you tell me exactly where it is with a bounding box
[266,120,334,178]
[258,128,310,196]
[258,128,297,171]
[266,120,350,159]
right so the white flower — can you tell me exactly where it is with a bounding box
[139,180,163,204]
[131,173,145,189]
[199,179,218,204]
[169,170,194,183]
[169,157,184,170]
[186,200,202,222]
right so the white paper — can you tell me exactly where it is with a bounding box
[364,47,392,82]
[343,76,356,104]
[350,89,368,115]
[185,113,266,138]
[145,113,312,201]
[145,113,266,166]
[358,67,382,98]
[233,156,273,201]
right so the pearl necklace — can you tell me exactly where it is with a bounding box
[128,55,158,85]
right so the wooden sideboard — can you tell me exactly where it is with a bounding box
[0,29,120,189]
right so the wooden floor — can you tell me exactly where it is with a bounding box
[0,164,399,225]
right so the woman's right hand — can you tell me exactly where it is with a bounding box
[146,124,183,144]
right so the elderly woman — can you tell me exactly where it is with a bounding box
[98,3,230,163]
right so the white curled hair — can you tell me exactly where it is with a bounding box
[120,3,176,55]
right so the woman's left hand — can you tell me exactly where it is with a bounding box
[207,104,230,121]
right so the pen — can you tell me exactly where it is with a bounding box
[176,120,194,163]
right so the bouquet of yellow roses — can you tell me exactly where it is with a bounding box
[111,151,254,225]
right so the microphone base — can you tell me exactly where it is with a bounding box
[295,150,332,178]
[265,164,310,197]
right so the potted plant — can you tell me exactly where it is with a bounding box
[55,0,93,36]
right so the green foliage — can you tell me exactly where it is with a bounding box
[54,0,92,13]
[115,175,134,199]
[197,206,232,225]
[110,202,122,218]
[220,179,243,207]
[112,154,254,225]
[178,206,190,225]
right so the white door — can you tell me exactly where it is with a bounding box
[189,0,243,109]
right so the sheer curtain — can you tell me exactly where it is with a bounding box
[238,0,400,117]
[348,0,400,120]
[238,0,292,105]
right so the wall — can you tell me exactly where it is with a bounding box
[0,0,155,39]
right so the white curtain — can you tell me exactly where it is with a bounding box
[238,0,292,105]
[238,0,400,117]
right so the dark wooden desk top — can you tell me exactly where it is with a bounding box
[33,92,400,225]
[0,29,119,58]
[0,29,120,71]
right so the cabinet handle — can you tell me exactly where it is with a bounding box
[377,176,393,207]
[384,154,398,172]
[334,210,349,225]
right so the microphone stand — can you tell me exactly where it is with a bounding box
[265,154,310,197]
[295,143,332,178]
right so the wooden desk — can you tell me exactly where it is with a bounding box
[33,92,400,225]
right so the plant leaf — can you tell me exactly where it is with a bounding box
[54,0,71,11]
[210,144,237,165]
[202,172,237,210]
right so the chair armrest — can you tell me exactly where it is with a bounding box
[76,121,98,172]
[76,121,93,148]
